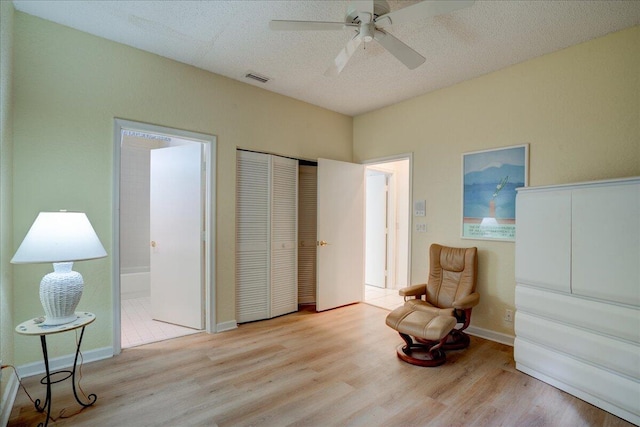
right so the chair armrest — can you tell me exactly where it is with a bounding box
[399,284,427,298]
[453,292,480,309]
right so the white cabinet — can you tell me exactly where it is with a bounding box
[515,177,640,425]
[236,151,298,323]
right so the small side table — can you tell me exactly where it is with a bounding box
[15,312,97,427]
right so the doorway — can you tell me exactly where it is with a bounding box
[363,156,411,311]
[113,120,216,353]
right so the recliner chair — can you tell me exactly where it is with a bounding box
[386,244,479,366]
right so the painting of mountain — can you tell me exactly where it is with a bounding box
[462,145,528,240]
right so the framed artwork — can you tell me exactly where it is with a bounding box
[462,144,529,241]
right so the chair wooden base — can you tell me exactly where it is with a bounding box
[396,333,447,367]
[417,329,470,351]
[443,329,470,351]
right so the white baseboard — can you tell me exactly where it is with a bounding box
[16,346,113,379]
[466,325,515,347]
[216,320,237,333]
[1,372,19,427]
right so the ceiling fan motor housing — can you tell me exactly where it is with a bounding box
[346,0,390,24]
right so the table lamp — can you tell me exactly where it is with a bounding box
[11,211,107,325]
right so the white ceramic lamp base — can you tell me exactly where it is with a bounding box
[40,262,83,325]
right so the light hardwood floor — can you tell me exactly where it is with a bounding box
[9,303,632,426]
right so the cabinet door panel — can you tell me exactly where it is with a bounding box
[572,183,640,306]
[515,190,572,292]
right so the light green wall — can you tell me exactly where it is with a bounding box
[12,12,352,364]
[1,0,15,375]
[353,25,640,336]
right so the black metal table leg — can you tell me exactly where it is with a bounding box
[71,326,97,407]
[36,335,52,427]
[33,325,97,427]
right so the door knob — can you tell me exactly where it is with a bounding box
[151,241,156,248]
[318,240,329,247]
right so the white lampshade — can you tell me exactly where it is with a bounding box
[11,211,107,264]
[11,211,107,325]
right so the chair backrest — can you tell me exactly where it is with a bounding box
[426,244,478,309]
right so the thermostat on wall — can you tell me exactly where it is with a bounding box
[414,200,426,216]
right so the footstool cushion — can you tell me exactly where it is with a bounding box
[386,305,456,342]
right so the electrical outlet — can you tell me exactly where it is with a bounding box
[504,309,513,322]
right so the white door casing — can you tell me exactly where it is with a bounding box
[150,143,204,329]
[316,158,365,311]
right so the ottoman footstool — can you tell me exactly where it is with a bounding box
[386,305,457,367]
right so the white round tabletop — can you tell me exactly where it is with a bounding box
[15,312,96,336]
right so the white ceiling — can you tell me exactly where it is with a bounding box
[12,0,640,116]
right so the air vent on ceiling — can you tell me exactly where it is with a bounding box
[245,71,271,84]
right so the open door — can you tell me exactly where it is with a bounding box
[365,171,389,288]
[316,158,365,311]
[150,144,204,329]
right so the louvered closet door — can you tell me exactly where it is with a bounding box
[271,156,298,317]
[298,165,317,304]
[236,151,270,323]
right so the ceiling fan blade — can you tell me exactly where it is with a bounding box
[374,30,426,70]
[269,20,351,31]
[324,35,363,77]
[375,0,474,28]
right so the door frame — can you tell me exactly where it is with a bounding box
[112,118,216,355]
[362,153,413,289]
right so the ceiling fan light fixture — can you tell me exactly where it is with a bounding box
[360,22,375,43]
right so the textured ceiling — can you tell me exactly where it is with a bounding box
[12,0,640,116]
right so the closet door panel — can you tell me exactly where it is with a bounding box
[271,156,298,317]
[298,166,317,304]
[236,151,271,323]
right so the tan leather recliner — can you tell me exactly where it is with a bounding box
[386,244,479,366]
[401,243,479,350]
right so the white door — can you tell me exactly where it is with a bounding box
[235,151,270,323]
[316,158,365,311]
[365,172,388,288]
[150,144,204,329]
[270,155,299,317]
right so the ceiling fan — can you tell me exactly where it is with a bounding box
[270,0,474,76]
